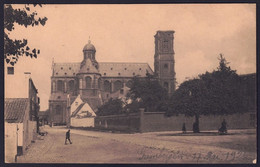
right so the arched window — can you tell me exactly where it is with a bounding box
[85,76,92,89]
[114,80,123,92]
[98,78,101,89]
[164,82,169,91]
[52,81,56,92]
[56,105,62,115]
[68,80,74,92]
[104,80,111,92]
[57,80,64,92]
[164,63,168,69]
[126,80,133,88]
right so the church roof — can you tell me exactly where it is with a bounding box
[79,59,99,74]
[99,62,153,77]
[83,40,96,51]
[71,103,85,117]
[52,62,153,77]
[52,63,80,77]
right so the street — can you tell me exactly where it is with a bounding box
[17,126,256,163]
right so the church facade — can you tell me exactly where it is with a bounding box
[49,31,176,125]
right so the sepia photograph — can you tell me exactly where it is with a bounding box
[4,3,257,164]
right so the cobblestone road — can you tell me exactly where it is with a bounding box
[17,126,256,164]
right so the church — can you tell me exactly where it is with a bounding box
[48,31,176,125]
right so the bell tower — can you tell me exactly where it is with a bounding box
[154,31,176,96]
[77,40,102,107]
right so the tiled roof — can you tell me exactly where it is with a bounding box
[71,103,85,117]
[99,62,153,77]
[82,98,102,111]
[5,98,29,123]
[79,59,99,73]
[52,63,80,77]
[52,62,153,77]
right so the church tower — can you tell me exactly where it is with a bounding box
[154,31,176,96]
[77,40,103,107]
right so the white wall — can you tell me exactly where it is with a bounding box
[17,123,23,146]
[71,117,95,127]
[5,123,18,163]
[70,95,83,115]
[5,68,29,98]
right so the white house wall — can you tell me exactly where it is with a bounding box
[17,123,23,147]
[80,103,96,116]
[5,69,29,98]
[5,122,18,163]
[71,117,95,127]
[70,95,83,115]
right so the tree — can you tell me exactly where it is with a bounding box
[96,98,124,116]
[4,4,47,66]
[167,54,245,132]
[126,73,168,112]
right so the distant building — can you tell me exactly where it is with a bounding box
[49,31,176,125]
[67,95,96,128]
[39,109,50,126]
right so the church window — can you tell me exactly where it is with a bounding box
[56,105,61,115]
[106,94,109,98]
[85,76,92,89]
[52,81,56,92]
[164,63,168,69]
[114,80,123,92]
[125,68,127,70]
[57,96,61,99]
[68,80,74,91]
[57,80,64,92]
[61,67,63,70]
[73,73,75,75]
[163,41,168,49]
[69,67,71,70]
[104,73,106,76]
[133,72,135,76]
[164,82,169,91]
[98,78,101,89]
[56,73,58,75]
[87,68,90,71]
[104,80,111,92]
[111,68,113,70]
[118,73,121,76]
[126,80,133,88]
[139,68,142,70]
[65,73,67,75]
[120,89,124,94]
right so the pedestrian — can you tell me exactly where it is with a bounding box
[182,123,186,133]
[65,129,72,145]
[219,119,227,134]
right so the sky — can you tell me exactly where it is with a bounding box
[5,4,256,111]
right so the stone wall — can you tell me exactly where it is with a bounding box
[94,109,256,133]
[95,112,140,132]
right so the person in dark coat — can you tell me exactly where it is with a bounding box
[65,129,72,144]
[219,119,227,134]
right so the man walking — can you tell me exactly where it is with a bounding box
[65,129,72,145]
